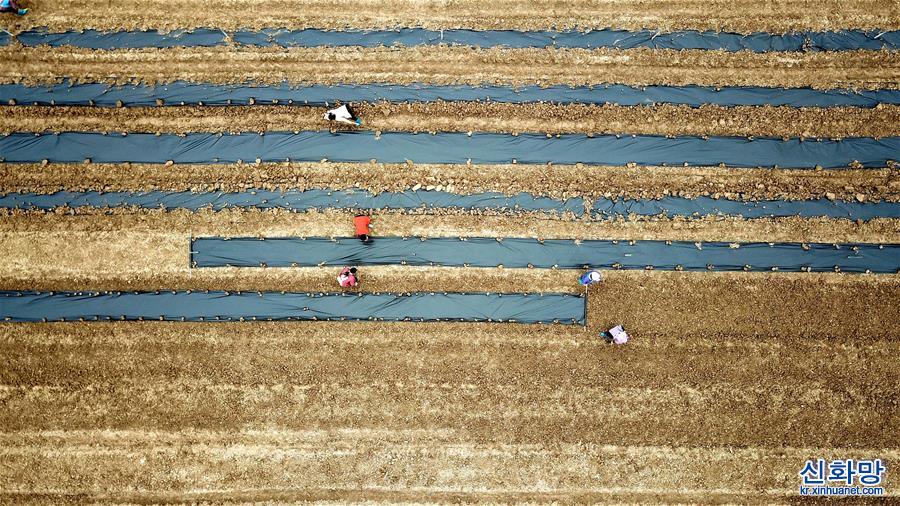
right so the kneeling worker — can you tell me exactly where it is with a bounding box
[600,324,629,345]
[324,103,361,126]
[338,266,358,287]
[354,214,371,242]
[579,269,603,286]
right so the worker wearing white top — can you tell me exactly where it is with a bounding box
[600,325,629,344]
[609,325,629,344]
[324,104,361,126]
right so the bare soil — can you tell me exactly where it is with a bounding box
[0,317,896,500]
[3,162,899,202]
[2,207,898,241]
[4,45,897,89]
[4,103,899,138]
[1,0,896,32]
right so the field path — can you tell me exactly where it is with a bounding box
[1,0,897,32]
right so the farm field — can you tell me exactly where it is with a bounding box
[0,0,899,503]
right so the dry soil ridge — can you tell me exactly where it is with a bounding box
[3,45,897,90]
[1,0,897,32]
[3,162,898,202]
[4,103,899,138]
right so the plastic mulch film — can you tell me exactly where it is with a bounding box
[0,291,587,324]
[2,82,898,108]
[10,28,900,51]
[191,237,900,273]
[1,132,896,168]
[0,189,584,215]
[3,190,900,221]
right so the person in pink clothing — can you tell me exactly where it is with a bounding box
[601,324,629,344]
[337,266,358,287]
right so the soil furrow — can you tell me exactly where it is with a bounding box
[3,326,896,391]
[2,209,897,241]
[1,0,896,32]
[3,162,898,202]
[0,382,894,447]
[3,46,897,89]
[4,433,880,501]
[3,103,900,138]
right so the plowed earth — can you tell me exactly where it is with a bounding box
[3,162,899,202]
[0,318,897,501]
[1,0,897,32]
[3,103,899,138]
[3,45,898,89]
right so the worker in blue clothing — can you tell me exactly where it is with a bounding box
[0,0,27,15]
[579,269,603,286]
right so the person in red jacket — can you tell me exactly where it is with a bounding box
[354,215,371,242]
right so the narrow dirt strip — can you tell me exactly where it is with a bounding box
[2,209,899,241]
[3,103,899,138]
[3,46,897,89]
[3,162,897,202]
[1,0,896,33]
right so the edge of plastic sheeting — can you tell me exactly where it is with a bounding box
[1,131,896,168]
[2,81,899,108]
[591,195,900,221]
[4,190,900,221]
[0,189,585,216]
[0,291,587,325]
[11,27,900,51]
[190,237,900,274]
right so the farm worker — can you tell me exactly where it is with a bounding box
[0,0,27,15]
[609,325,629,344]
[600,325,629,345]
[579,269,603,286]
[337,266,358,287]
[354,215,371,242]
[324,103,361,126]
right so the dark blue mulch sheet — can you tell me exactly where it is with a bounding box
[0,189,585,215]
[191,237,900,273]
[0,291,587,324]
[2,81,898,108]
[1,132,896,168]
[10,27,900,51]
[3,190,900,221]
